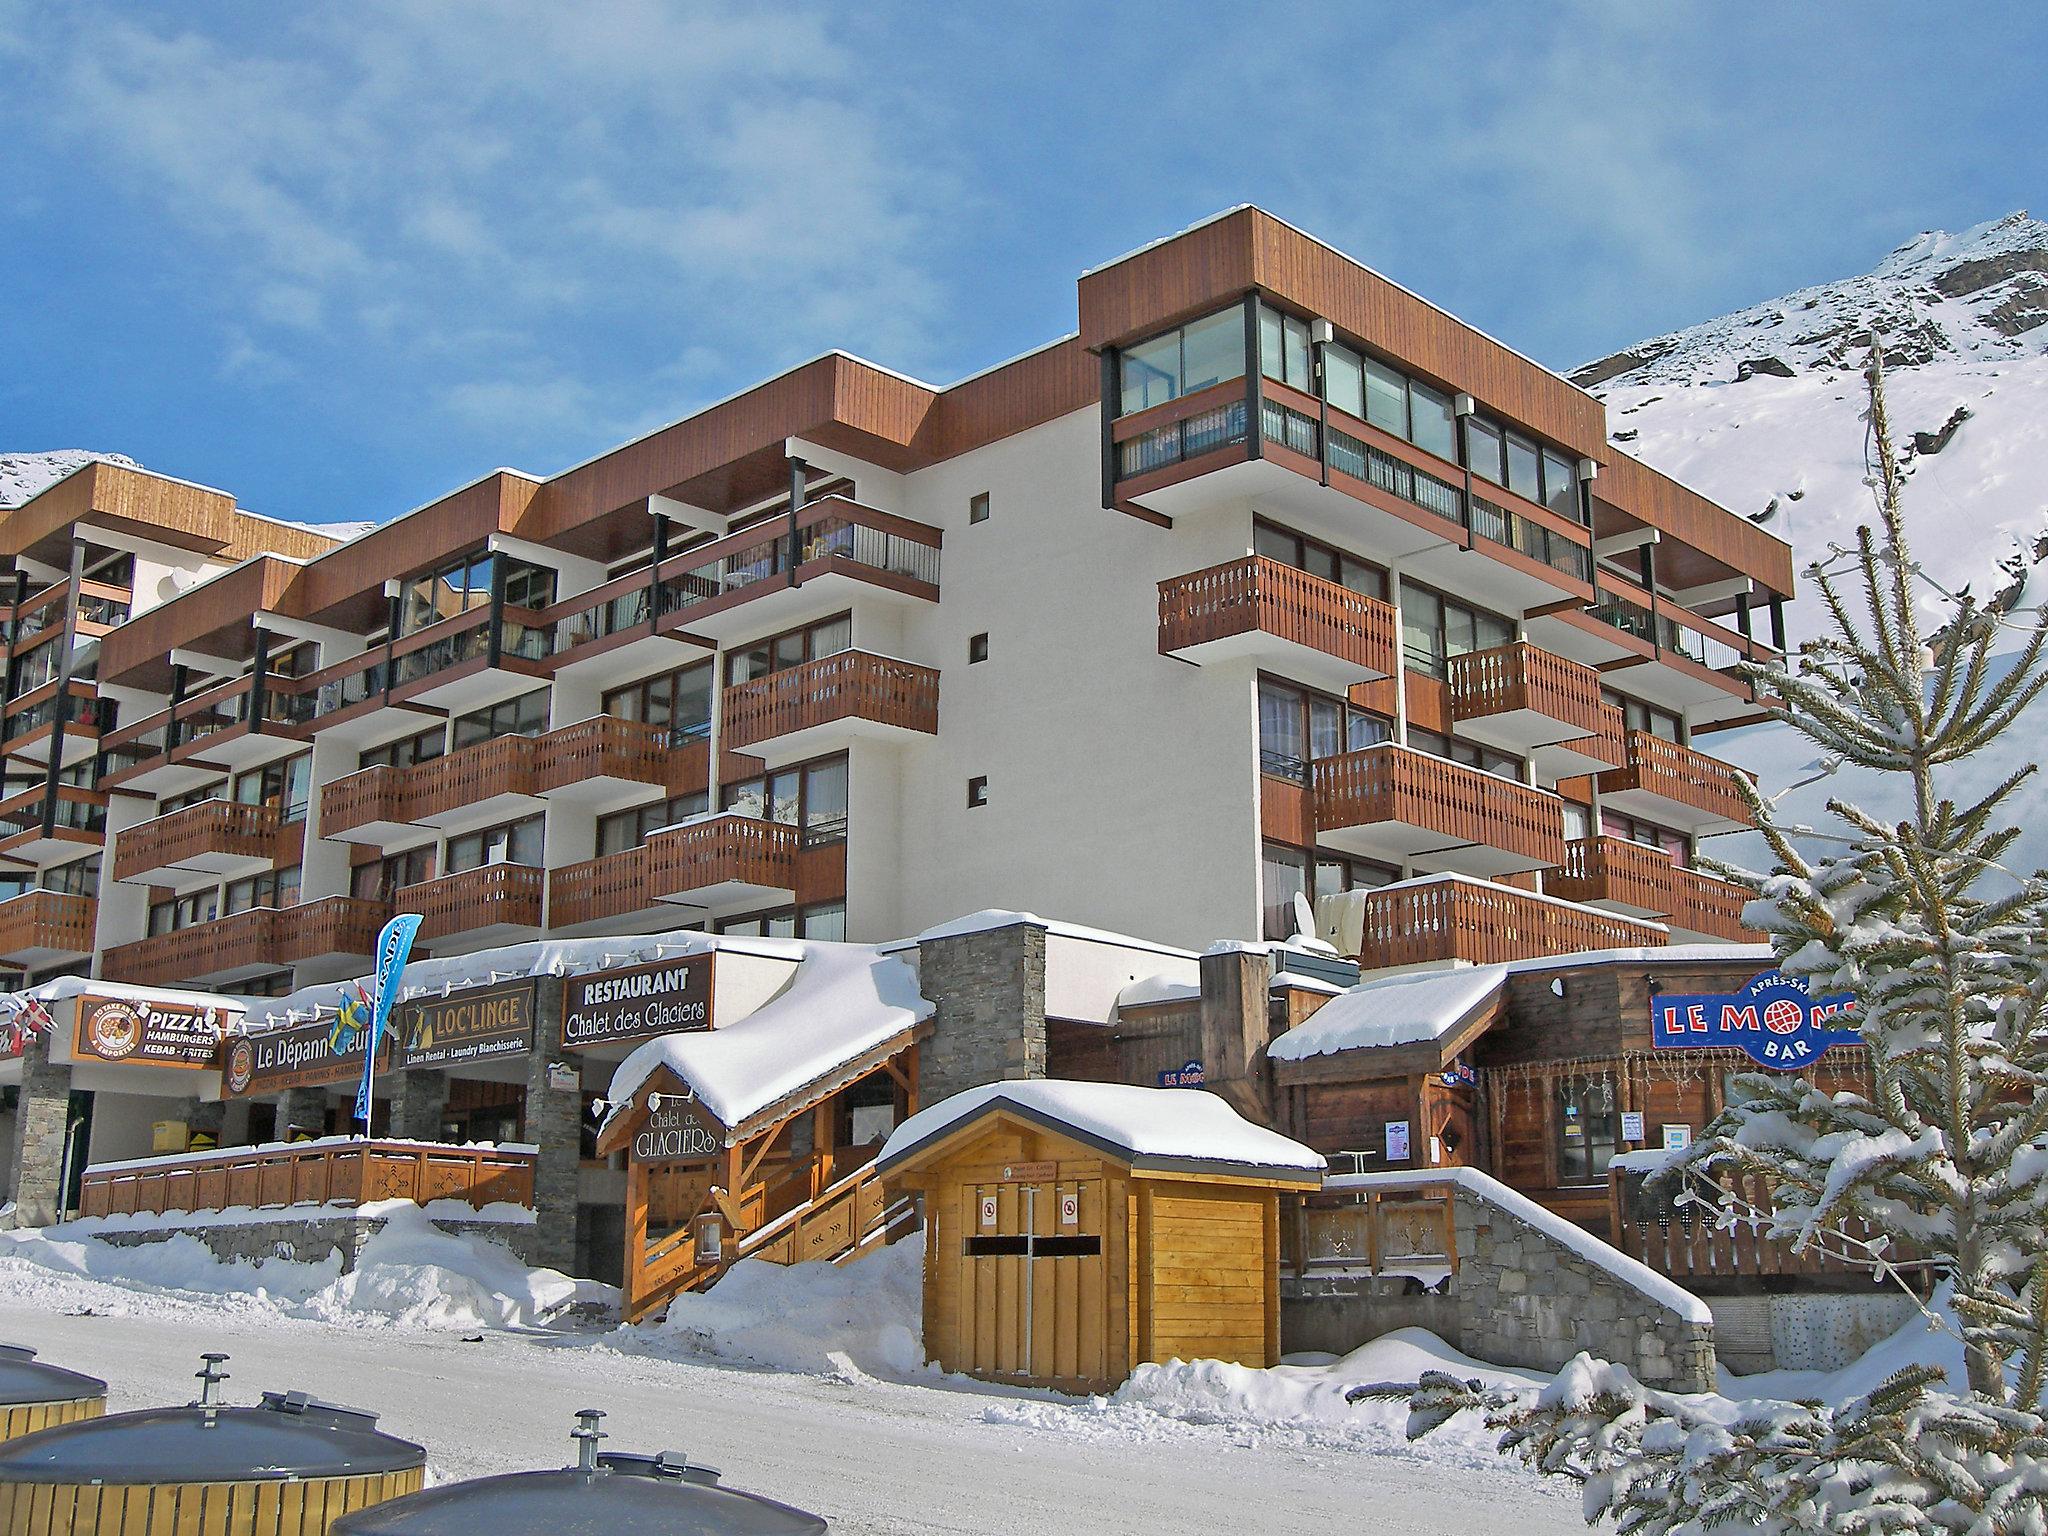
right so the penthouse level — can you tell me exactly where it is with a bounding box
[9,208,1785,1002]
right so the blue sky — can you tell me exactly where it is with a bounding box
[2,1,2042,528]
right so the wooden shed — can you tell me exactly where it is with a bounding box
[876,1079,1325,1393]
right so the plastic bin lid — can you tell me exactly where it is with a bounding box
[0,1346,106,1409]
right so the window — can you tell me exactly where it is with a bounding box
[160,780,229,815]
[396,550,554,636]
[1542,449,1580,521]
[1252,520,1386,599]
[1406,726,1525,781]
[352,846,435,902]
[1466,416,1505,485]
[720,755,849,844]
[597,793,710,855]
[1323,344,1364,419]
[799,901,846,942]
[968,632,989,664]
[1119,309,1248,415]
[224,865,301,914]
[1408,381,1457,462]
[149,889,217,936]
[358,727,445,772]
[235,755,311,823]
[1258,305,1312,392]
[968,493,990,524]
[1600,810,1689,865]
[1399,579,1512,678]
[1365,357,1409,437]
[445,814,544,874]
[1313,852,1397,907]
[604,659,713,742]
[41,857,99,900]
[1556,1077,1621,1183]
[452,688,549,749]
[1506,433,1542,502]
[725,613,851,686]
[966,775,988,809]
[1261,842,1309,941]
[1259,679,1389,783]
[1607,692,1683,742]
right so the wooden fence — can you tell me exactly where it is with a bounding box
[79,1139,535,1220]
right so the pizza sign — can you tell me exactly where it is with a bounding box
[1651,969,1858,1069]
[74,994,227,1068]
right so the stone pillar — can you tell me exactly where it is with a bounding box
[1199,944,1276,1125]
[275,1086,331,1141]
[9,1032,74,1226]
[385,1070,449,1143]
[519,983,581,1274]
[915,920,1049,1106]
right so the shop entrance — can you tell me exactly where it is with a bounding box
[953,1174,1106,1385]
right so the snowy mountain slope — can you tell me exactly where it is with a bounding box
[1584,213,2048,876]
[0,449,142,509]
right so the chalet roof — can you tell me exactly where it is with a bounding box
[1268,966,1508,1061]
[876,1079,1325,1183]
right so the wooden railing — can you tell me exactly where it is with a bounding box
[1313,742,1566,867]
[319,764,410,838]
[101,906,278,985]
[532,715,668,793]
[398,863,545,942]
[646,813,799,899]
[110,799,281,883]
[78,1138,536,1220]
[0,890,94,960]
[1344,875,1664,969]
[1608,1164,1917,1287]
[1548,835,1683,914]
[276,896,390,964]
[1671,865,1755,941]
[1448,640,1608,736]
[548,847,653,929]
[1157,555,1397,677]
[721,650,939,751]
[407,733,536,822]
[1284,1186,1458,1278]
[1600,730,1756,828]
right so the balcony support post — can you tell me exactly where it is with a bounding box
[1769,595,1787,653]
[1241,294,1264,462]
[1098,347,1121,510]
[786,455,809,590]
[485,550,507,669]
[39,539,87,835]
[1734,590,1753,641]
[648,509,670,635]
[249,625,272,740]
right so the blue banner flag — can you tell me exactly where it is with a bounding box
[1651,968,1858,1070]
[355,913,423,1127]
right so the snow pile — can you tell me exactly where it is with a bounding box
[0,449,141,508]
[1268,965,1506,1059]
[0,1202,610,1331]
[630,1235,927,1378]
[1722,1282,1968,1403]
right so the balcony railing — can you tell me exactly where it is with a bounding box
[1313,742,1567,870]
[0,890,95,961]
[646,813,800,900]
[548,847,654,930]
[1548,835,1680,916]
[721,650,940,753]
[399,862,545,943]
[79,1138,536,1221]
[1448,641,1610,742]
[0,785,107,845]
[1158,555,1397,679]
[1330,874,1665,970]
[531,715,669,794]
[111,799,281,883]
[318,763,411,838]
[406,733,538,823]
[102,906,280,986]
[1117,392,1250,478]
[1670,864,1755,942]
[1599,730,1756,831]
[388,608,550,693]
[276,895,389,965]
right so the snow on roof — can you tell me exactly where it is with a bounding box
[604,941,931,1131]
[1268,966,1508,1061]
[0,973,247,1021]
[1116,974,1199,1010]
[1611,1147,1681,1174]
[1269,971,1344,996]
[878,1079,1326,1180]
[1500,942,1774,974]
[895,908,1196,963]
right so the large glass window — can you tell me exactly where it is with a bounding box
[1261,842,1309,942]
[353,847,435,901]
[1364,357,1409,437]
[1506,433,1543,502]
[445,814,544,874]
[1542,449,1580,521]
[598,793,710,855]
[719,755,849,845]
[1607,692,1683,742]
[358,726,446,772]
[1259,680,1389,782]
[1323,344,1364,419]
[1467,417,1505,485]
[1400,579,1512,678]
[224,865,300,914]
[604,659,713,741]
[235,755,312,824]
[452,689,549,749]
[397,550,555,636]
[1556,1077,1620,1183]
[1409,382,1457,462]
[1118,310,1247,414]
[1258,306,1312,391]
[1252,520,1386,599]
[726,614,852,686]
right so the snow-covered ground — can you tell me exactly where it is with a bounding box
[0,1222,1582,1534]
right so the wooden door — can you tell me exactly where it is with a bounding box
[954,1177,1107,1387]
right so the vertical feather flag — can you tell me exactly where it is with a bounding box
[355,913,423,1130]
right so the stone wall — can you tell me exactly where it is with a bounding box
[519,985,582,1273]
[84,1210,531,1272]
[916,922,1048,1105]
[7,1034,72,1226]
[1281,1274,1459,1356]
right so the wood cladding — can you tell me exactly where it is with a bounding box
[1078,207,1608,461]
[100,556,303,687]
[2,461,235,560]
[1597,452,1795,596]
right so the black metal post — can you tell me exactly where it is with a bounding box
[485,552,507,669]
[1242,294,1264,461]
[649,510,670,634]
[787,456,809,589]
[1099,349,1120,510]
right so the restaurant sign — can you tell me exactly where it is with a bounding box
[631,1097,725,1164]
[74,994,228,1068]
[563,954,713,1050]
[221,1006,393,1099]
[399,981,536,1070]
[1651,969,1858,1069]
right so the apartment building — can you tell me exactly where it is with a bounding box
[0,207,1790,1005]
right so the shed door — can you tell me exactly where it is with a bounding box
[956,1177,1106,1386]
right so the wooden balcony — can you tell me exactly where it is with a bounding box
[79,1138,535,1221]
[1449,642,1612,756]
[1668,865,1755,943]
[1598,730,1755,835]
[408,734,540,830]
[1312,742,1566,876]
[0,785,107,864]
[275,895,389,968]
[319,764,413,843]
[399,862,545,947]
[1547,836,1755,942]
[1330,874,1665,970]
[1157,555,1396,690]
[102,906,282,986]
[532,715,670,803]
[111,800,282,885]
[721,650,939,763]
[646,813,800,909]
[0,890,94,965]
[547,846,657,932]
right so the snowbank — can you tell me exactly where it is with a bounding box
[1721,1282,1966,1402]
[628,1235,927,1378]
[0,1203,610,1331]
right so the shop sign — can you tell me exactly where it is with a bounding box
[221,1008,392,1098]
[631,1096,724,1164]
[1156,1059,1204,1088]
[563,954,713,1050]
[1651,969,1857,1069]
[399,981,536,1070]
[1000,1161,1056,1182]
[75,994,228,1068]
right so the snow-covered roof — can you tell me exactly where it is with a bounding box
[604,941,931,1132]
[877,1079,1326,1182]
[1500,943,1774,974]
[1116,974,1200,1010]
[1269,966,1507,1062]
[1,974,247,1021]
[894,907,1196,963]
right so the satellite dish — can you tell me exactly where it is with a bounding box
[1291,891,1317,941]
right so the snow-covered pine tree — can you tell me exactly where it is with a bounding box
[1371,344,2048,1533]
